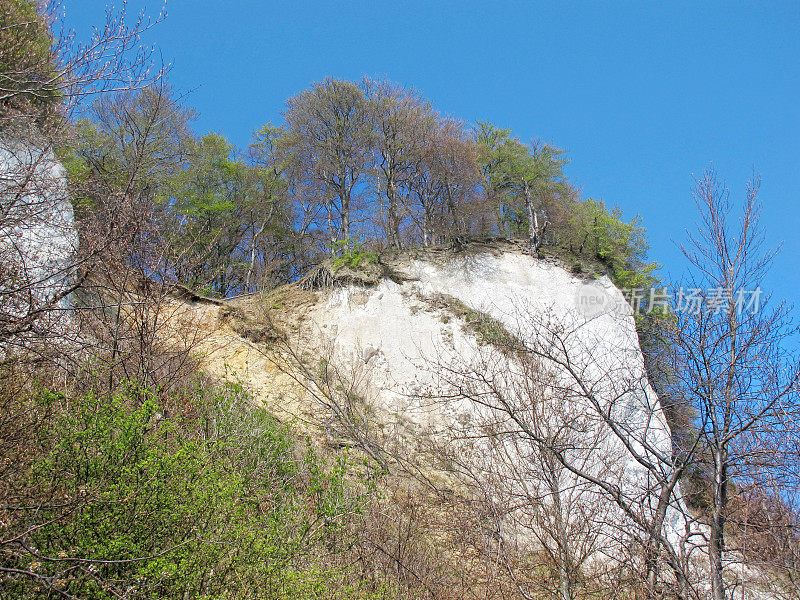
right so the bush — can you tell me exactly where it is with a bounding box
[332,240,378,270]
[1,380,379,599]
[0,0,59,120]
[561,198,658,290]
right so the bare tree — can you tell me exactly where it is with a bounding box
[363,77,434,250]
[668,169,800,600]
[1,0,166,131]
[423,301,704,599]
[1,0,167,355]
[0,6,218,591]
[433,118,481,242]
[0,135,79,350]
[404,117,443,247]
[281,78,371,249]
[431,341,611,600]
[405,116,479,246]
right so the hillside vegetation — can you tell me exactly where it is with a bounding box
[2,3,799,600]
[61,76,657,299]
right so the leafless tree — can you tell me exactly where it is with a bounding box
[405,117,480,246]
[281,78,372,249]
[0,136,80,351]
[1,0,166,132]
[1,0,168,356]
[668,168,800,600]
[429,341,612,599]
[422,302,705,599]
[363,77,435,250]
[0,6,215,590]
[248,302,537,599]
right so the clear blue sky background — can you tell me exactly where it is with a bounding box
[65,1,800,306]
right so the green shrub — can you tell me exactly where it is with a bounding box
[332,240,378,270]
[2,381,377,599]
[0,0,60,118]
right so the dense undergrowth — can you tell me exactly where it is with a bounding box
[1,378,395,600]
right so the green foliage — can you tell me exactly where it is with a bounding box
[63,87,198,257]
[0,0,59,117]
[163,132,293,296]
[475,121,567,238]
[332,240,378,270]
[475,122,658,298]
[62,78,660,305]
[64,89,295,298]
[5,381,377,599]
[567,198,659,290]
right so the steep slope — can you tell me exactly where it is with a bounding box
[307,247,688,544]
[186,243,690,559]
[179,243,800,598]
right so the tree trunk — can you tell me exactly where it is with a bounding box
[710,446,728,600]
[423,204,432,247]
[551,479,573,600]
[327,203,335,255]
[445,184,459,239]
[523,179,540,251]
[644,545,658,599]
[386,176,401,249]
[340,192,350,245]
[246,221,267,292]
[489,189,505,237]
[543,450,573,600]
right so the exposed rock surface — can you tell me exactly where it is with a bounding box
[188,247,688,551]
[177,244,794,595]
[310,250,687,542]
[0,136,78,337]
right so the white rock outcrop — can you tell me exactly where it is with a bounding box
[308,249,690,552]
[0,136,78,340]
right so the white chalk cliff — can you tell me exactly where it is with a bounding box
[0,136,78,338]
[299,248,689,551]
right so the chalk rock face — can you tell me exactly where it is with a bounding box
[308,249,687,547]
[0,137,78,339]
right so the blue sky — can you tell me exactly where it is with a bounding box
[65,1,800,305]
